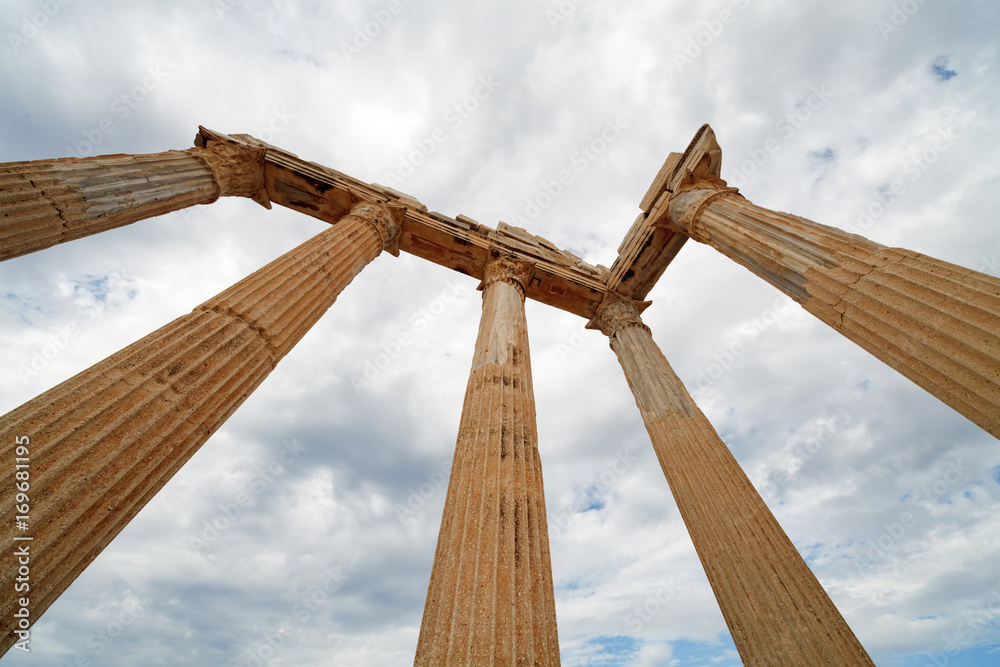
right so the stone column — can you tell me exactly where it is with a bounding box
[415,253,560,666]
[667,187,1000,438]
[588,294,874,666]
[0,141,269,262]
[0,200,400,656]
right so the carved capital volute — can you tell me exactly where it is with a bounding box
[586,292,651,339]
[665,186,741,240]
[194,141,271,209]
[347,200,404,256]
[482,252,533,299]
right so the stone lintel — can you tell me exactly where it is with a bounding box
[195,127,608,320]
[607,124,730,300]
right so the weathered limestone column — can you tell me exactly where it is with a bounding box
[0,200,400,655]
[415,253,559,666]
[588,294,874,666]
[0,140,269,262]
[667,186,1000,438]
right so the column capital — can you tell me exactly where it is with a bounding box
[194,141,271,208]
[482,251,533,298]
[586,292,652,339]
[345,200,404,256]
[665,185,741,242]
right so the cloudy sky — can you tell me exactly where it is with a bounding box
[2,0,999,665]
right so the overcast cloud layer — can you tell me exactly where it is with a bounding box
[1,1,999,665]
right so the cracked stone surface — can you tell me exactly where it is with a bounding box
[592,294,876,667]
[415,255,559,667]
[0,201,393,654]
[668,188,1000,438]
[0,142,264,262]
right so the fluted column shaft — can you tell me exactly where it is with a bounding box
[668,188,1000,438]
[0,141,267,262]
[0,201,399,655]
[590,296,874,666]
[415,255,559,666]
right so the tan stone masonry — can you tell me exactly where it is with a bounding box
[2,122,998,662]
[588,294,876,666]
[0,200,397,654]
[415,254,559,666]
[0,140,267,262]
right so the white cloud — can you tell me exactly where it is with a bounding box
[2,1,1000,665]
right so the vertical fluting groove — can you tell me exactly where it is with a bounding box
[613,326,766,651]
[619,324,856,662]
[417,391,473,660]
[415,273,559,667]
[20,314,266,543]
[0,149,227,261]
[416,368,475,661]
[512,358,533,664]
[0,208,388,656]
[673,190,1000,438]
[422,352,491,663]
[30,326,274,601]
[604,314,874,666]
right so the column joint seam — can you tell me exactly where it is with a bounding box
[194,304,280,366]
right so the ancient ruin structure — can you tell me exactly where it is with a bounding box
[2,124,998,665]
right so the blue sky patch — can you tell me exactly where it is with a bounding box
[581,635,641,666]
[931,56,957,81]
[581,484,606,512]
[4,290,44,326]
[812,147,836,162]
[669,637,742,666]
[71,272,137,303]
[892,643,1000,666]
